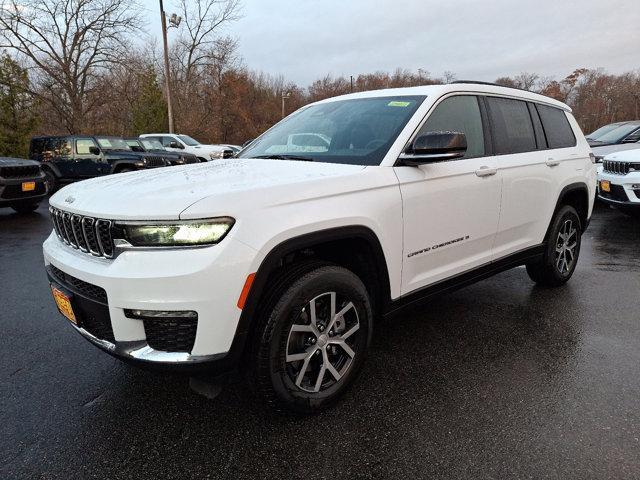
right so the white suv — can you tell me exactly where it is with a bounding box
[597,148,640,215]
[44,83,596,413]
[139,133,232,162]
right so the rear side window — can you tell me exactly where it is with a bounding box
[418,95,485,159]
[536,104,576,148]
[486,97,536,154]
[161,136,176,147]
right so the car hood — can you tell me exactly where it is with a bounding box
[49,159,366,220]
[0,157,39,167]
[592,143,640,158]
[602,148,640,162]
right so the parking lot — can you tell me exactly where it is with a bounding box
[1,201,639,479]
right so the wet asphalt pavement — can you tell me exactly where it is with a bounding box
[1,201,639,479]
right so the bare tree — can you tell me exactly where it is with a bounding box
[0,0,142,133]
[174,0,242,83]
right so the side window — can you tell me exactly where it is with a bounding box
[623,128,640,143]
[417,95,485,159]
[76,138,98,155]
[486,97,537,154]
[536,104,576,148]
[53,138,72,156]
[161,136,175,147]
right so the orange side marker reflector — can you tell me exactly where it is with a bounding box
[237,273,256,310]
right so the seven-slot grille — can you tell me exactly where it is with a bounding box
[0,165,41,178]
[602,160,638,175]
[50,207,115,258]
[143,155,167,167]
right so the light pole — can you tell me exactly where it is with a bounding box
[282,91,291,119]
[159,0,181,133]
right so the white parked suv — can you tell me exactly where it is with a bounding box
[597,148,640,215]
[44,83,596,413]
[139,133,233,162]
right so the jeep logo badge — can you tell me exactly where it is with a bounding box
[64,196,75,204]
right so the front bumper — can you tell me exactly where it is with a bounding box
[0,176,48,206]
[43,230,258,371]
[597,171,640,208]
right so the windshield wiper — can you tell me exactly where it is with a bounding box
[253,154,315,162]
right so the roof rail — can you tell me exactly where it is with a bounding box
[452,80,533,93]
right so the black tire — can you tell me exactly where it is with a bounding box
[43,169,58,193]
[250,262,373,414]
[197,157,208,163]
[117,167,135,174]
[11,203,39,214]
[526,205,582,287]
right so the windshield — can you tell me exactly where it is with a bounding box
[587,123,621,140]
[238,96,426,166]
[177,135,200,146]
[96,137,131,151]
[589,124,640,144]
[141,138,165,150]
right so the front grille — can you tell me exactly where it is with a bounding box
[599,184,629,202]
[0,165,40,178]
[50,207,115,258]
[181,155,198,164]
[49,264,108,304]
[143,317,198,353]
[0,182,46,199]
[144,156,167,168]
[602,160,640,175]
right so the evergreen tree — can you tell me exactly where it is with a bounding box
[0,56,38,158]
[131,68,168,135]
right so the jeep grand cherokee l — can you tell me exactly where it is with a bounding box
[0,157,48,213]
[43,83,596,413]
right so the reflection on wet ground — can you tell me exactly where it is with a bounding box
[1,202,639,479]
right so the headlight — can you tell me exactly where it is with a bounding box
[209,151,224,160]
[116,217,235,247]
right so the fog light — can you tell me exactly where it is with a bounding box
[125,309,197,319]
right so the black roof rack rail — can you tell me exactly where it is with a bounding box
[451,80,533,93]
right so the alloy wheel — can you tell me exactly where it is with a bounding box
[555,218,578,274]
[285,292,360,393]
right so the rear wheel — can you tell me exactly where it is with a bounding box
[526,205,581,287]
[250,262,372,414]
[11,203,39,214]
[117,167,135,174]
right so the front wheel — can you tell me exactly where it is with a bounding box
[250,263,373,414]
[526,205,582,287]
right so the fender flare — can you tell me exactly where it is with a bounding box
[221,226,392,369]
[544,182,590,240]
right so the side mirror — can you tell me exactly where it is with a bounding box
[89,146,101,155]
[398,131,467,165]
[169,141,183,149]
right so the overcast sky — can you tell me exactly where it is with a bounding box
[141,0,639,86]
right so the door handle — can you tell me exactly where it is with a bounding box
[475,166,497,177]
[546,158,560,167]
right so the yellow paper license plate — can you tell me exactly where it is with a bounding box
[600,180,611,192]
[51,286,77,324]
[21,181,36,192]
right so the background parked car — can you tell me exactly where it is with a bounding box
[30,135,173,191]
[587,121,640,160]
[0,157,48,214]
[139,133,236,162]
[597,148,640,217]
[124,138,199,165]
